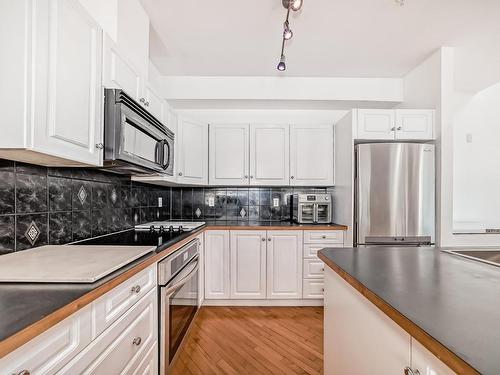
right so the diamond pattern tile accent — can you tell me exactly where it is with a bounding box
[110,188,117,204]
[77,186,88,205]
[195,208,202,218]
[25,221,41,246]
[240,208,247,218]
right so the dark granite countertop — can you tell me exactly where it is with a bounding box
[318,246,500,375]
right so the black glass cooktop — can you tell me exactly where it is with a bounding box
[73,228,199,253]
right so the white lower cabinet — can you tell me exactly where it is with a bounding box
[303,279,325,299]
[204,230,231,299]
[324,268,455,375]
[266,231,303,299]
[0,305,92,374]
[59,288,157,374]
[230,231,267,299]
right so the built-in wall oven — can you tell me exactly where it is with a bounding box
[158,239,200,374]
[103,88,174,175]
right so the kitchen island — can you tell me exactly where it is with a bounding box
[318,246,500,375]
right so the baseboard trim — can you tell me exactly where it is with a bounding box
[202,299,324,307]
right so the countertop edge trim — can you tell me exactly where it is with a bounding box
[318,252,480,375]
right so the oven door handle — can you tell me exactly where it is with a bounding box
[164,255,199,296]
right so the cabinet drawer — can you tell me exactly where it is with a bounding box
[303,259,325,279]
[303,279,325,299]
[59,288,157,374]
[0,305,92,374]
[131,341,157,375]
[303,244,339,259]
[304,230,344,244]
[92,264,156,338]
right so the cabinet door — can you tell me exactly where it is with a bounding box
[209,124,249,185]
[177,118,208,185]
[289,124,334,186]
[102,34,142,101]
[266,230,303,299]
[395,110,434,140]
[411,339,455,375]
[204,231,230,299]
[230,230,267,299]
[249,124,290,186]
[324,268,411,374]
[197,233,205,307]
[33,0,103,166]
[143,83,165,123]
[356,109,396,140]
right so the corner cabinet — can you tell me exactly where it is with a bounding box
[177,117,209,185]
[289,124,334,186]
[0,0,104,166]
[355,109,434,140]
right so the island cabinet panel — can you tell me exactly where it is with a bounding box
[324,267,411,374]
[204,230,231,299]
[411,339,455,375]
[266,231,303,299]
[230,230,267,299]
[0,305,92,374]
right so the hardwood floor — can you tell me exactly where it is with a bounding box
[170,306,324,375]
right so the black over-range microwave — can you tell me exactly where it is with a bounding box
[103,89,174,176]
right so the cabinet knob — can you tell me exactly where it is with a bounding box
[145,102,150,107]
[133,337,142,346]
[244,175,249,179]
[131,285,141,294]
[262,238,266,242]
[403,367,420,375]
[391,127,396,131]
[322,235,327,239]
[290,176,295,179]
[140,98,145,103]
[178,172,183,176]
[95,143,104,150]
[250,176,254,179]
[397,126,402,130]
[15,371,30,375]
[267,238,271,241]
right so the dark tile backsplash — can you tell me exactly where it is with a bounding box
[0,158,332,254]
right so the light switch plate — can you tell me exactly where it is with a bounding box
[273,198,280,207]
[158,197,163,207]
[208,197,215,207]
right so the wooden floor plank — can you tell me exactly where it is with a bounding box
[170,306,324,375]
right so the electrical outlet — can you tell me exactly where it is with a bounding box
[208,197,215,207]
[273,198,280,207]
[158,197,163,207]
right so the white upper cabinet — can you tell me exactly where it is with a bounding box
[102,34,142,100]
[356,109,396,139]
[289,124,334,186]
[395,110,434,140]
[0,0,104,166]
[177,117,209,185]
[143,83,165,123]
[230,231,267,299]
[355,109,435,140]
[266,231,303,299]
[209,124,249,185]
[250,124,290,186]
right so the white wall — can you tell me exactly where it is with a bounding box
[453,83,500,231]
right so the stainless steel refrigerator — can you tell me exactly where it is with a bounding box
[355,143,435,246]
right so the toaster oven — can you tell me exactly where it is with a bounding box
[292,193,332,224]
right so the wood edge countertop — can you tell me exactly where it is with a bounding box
[0,224,347,359]
[318,252,480,375]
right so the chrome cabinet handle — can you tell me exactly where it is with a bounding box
[95,143,104,150]
[131,285,141,294]
[178,172,183,176]
[403,367,420,375]
[133,337,142,346]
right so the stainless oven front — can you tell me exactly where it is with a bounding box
[158,239,200,374]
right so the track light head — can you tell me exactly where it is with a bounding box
[277,54,286,71]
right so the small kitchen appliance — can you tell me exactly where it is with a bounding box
[292,193,332,224]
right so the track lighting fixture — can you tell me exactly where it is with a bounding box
[276,0,303,71]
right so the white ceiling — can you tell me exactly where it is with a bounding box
[141,0,500,78]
